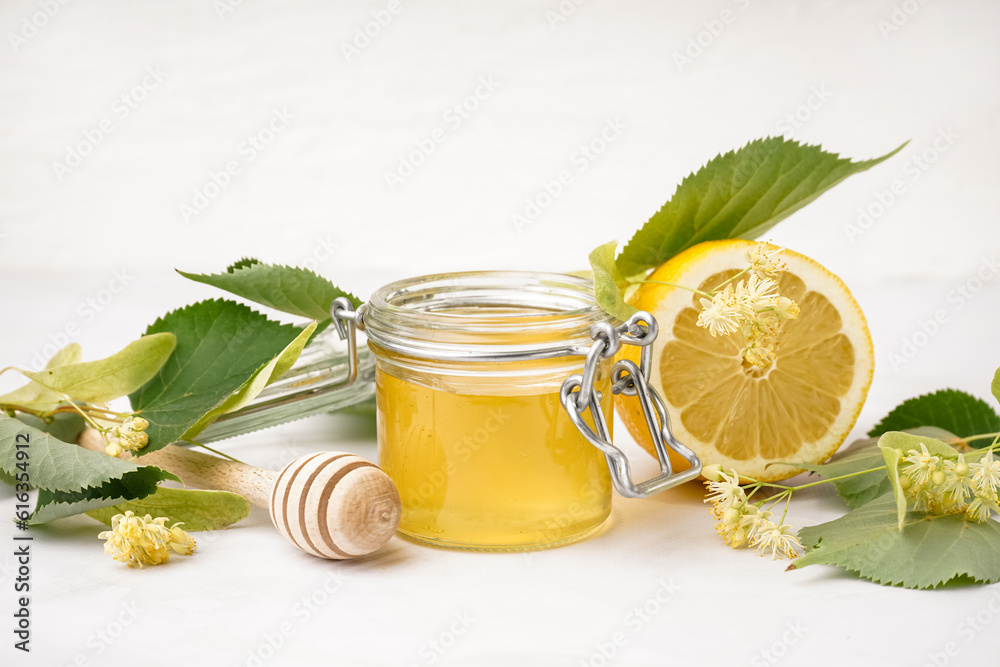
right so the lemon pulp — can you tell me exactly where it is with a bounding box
[619,240,873,481]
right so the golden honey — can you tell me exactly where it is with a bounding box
[362,271,619,551]
[376,360,613,550]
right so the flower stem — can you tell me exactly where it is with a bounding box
[76,405,133,418]
[742,466,887,492]
[779,493,793,525]
[709,266,752,292]
[0,403,49,419]
[787,466,887,491]
[763,490,791,513]
[633,281,711,298]
[62,401,110,445]
[185,440,246,464]
[960,432,1000,444]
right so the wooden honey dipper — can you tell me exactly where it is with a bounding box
[78,429,401,560]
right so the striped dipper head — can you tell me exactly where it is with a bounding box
[269,452,402,559]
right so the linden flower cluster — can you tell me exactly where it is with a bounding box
[703,465,803,560]
[897,445,1000,522]
[98,511,197,568]
[104,416,150,458]
[696,244,800,368]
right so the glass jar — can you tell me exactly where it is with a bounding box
[362,271,617,551]
[198,330,376,443]
[202,270,701,552]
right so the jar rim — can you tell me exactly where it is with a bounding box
[362,270,615,361]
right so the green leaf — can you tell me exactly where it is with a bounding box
[0,414,178,493]
[14,413,86,444]
[85,487,250,531]
[178,261,361,322]
[28,467,184,525]
[42,342,83,367]
[792,495,1000,588]
[616,138,905,278]
[794,427,957,508]
[868,389,1000,444]
[878,444,907,531]
[0,414,87,489]
[992,366,1000,407]
[879,431,961,530]
[588,241,636,321]
[129,299,306,453]
[228,257,260,271]
[0,343,83,411]
[877,430,960,460]
[19,333,176,404]
[0,415,179,523]
[183,321,317,438]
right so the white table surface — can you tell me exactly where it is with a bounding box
[2,1,1000,665]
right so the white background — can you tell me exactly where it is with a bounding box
[2,1,1000,665]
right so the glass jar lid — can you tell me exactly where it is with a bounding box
[361,271,615,362]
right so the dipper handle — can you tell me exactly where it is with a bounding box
[139,444,276,508]
[77,429,401,560]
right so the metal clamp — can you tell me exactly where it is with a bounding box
[335,298,700,499]
[331,297,365,387]
[560,312,702,499]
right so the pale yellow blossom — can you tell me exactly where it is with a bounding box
[697,288,744,337]
[970,450,1000,498]
[104,416,151,459]
[98,511,197,568]
[750,521,803,560]
[902,444,940,487]
[745,243,787,281]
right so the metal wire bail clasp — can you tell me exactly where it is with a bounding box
[560,312,702,499]
[331,296,365,387]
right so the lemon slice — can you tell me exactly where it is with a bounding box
[618,240,873,482]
